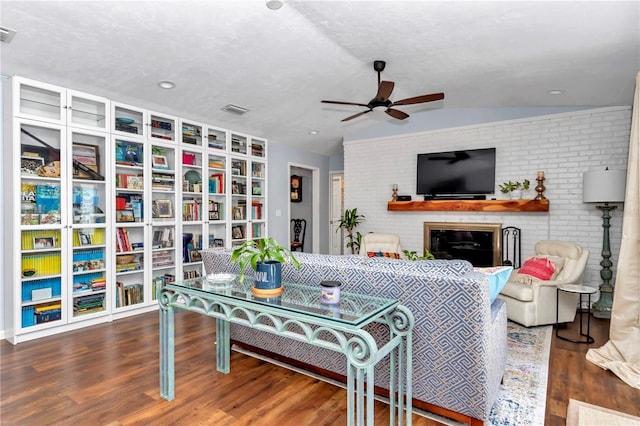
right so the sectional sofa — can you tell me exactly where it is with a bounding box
[202,248,509,425]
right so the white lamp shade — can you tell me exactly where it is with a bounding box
[583,169,627,203]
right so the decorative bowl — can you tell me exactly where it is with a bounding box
[116,254,136,264]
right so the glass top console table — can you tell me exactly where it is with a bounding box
[158,276,414,425]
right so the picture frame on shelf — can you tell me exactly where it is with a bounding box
[189,249,202,262]
[126,175,144,190]
[214,238,224,247]
[154,200,173,218]
[290,175,302,202]
[116,209,135,222]
[152,155,169,170]
[232,225,244,239]
[33,237,54,249]
[78,232,92,246]
[232,206,243,220]
[72,143,100,179]
[209,211,219,220]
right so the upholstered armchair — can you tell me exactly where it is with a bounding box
[498,240,589,327]
[359,233,403,258]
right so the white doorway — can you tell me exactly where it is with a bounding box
[288,163,319,253]
[329,172,344,255]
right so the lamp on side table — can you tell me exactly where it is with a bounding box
[582,167,627,319]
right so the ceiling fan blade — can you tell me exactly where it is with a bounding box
[321,100,369,108]
[376,81,395,101]
[341,109,372,122]
[392,92,445,106]
[386,108,409,120]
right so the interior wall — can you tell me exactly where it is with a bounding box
[267,143,329,253]
[344,106,631,294]
[290,166,312,252]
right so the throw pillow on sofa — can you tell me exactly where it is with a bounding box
[367,251,401,259]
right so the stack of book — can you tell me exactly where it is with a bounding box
[35,301,62,324]
[74,294,105,315]
[251,143,264,157]
[152,252,174,268]
[152,172,174,191]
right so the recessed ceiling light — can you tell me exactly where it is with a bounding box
[157,80,176,89]
[266,0,283,10]
[547,89,564,95]
[309,130,319,135]
[0,26,17,43]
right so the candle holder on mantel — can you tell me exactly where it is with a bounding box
[392,184,398,202]
[535,171,547,200]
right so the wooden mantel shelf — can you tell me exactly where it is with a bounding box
[387,199,549,212]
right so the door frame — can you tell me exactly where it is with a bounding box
[288,163,319,253]
[329,171,344,255]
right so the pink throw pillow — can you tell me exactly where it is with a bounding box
[517,257,557,281]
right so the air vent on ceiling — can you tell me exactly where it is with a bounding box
[0,26,17,43]
[221,104,249,115]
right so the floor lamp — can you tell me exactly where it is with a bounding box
[583,168,627,319]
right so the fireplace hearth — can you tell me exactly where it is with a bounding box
[424,222,502,267]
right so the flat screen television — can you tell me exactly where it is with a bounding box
[416,147,496,198]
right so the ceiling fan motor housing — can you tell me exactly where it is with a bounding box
[373,60,386,72]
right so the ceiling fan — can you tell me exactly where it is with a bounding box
[321,60,444,122]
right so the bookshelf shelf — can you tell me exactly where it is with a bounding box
[387,199,549,212]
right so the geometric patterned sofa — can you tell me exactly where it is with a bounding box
[202,248,508,425]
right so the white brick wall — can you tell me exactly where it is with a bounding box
[344,107,631,297]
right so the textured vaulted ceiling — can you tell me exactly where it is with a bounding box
[1,1,639,156]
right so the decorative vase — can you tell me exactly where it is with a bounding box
[253,261,283,296]
[509,190,522,200]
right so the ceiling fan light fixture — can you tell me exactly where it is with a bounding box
[266,0,283,10]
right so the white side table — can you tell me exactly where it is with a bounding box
[555,284,597,344]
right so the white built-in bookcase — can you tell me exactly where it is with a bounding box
[3,76,267,343]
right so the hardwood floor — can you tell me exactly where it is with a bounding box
[545,313,640,425]
[1,310,638,425]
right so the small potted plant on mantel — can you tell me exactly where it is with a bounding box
[231,237,300,297]
[499,179,530,199]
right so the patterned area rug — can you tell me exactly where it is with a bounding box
[489,321,552,426]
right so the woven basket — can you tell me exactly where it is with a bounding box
[116,254,136,264]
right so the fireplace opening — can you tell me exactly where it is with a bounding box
[424,222,502,267]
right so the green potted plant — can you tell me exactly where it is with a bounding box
[402,249,436,261]
[499,179,530,199]
[231,237,300,297]
[336,208,365,254]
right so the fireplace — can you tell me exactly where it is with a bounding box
[424,222,502,267]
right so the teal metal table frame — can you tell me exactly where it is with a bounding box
[158,277,414,426]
